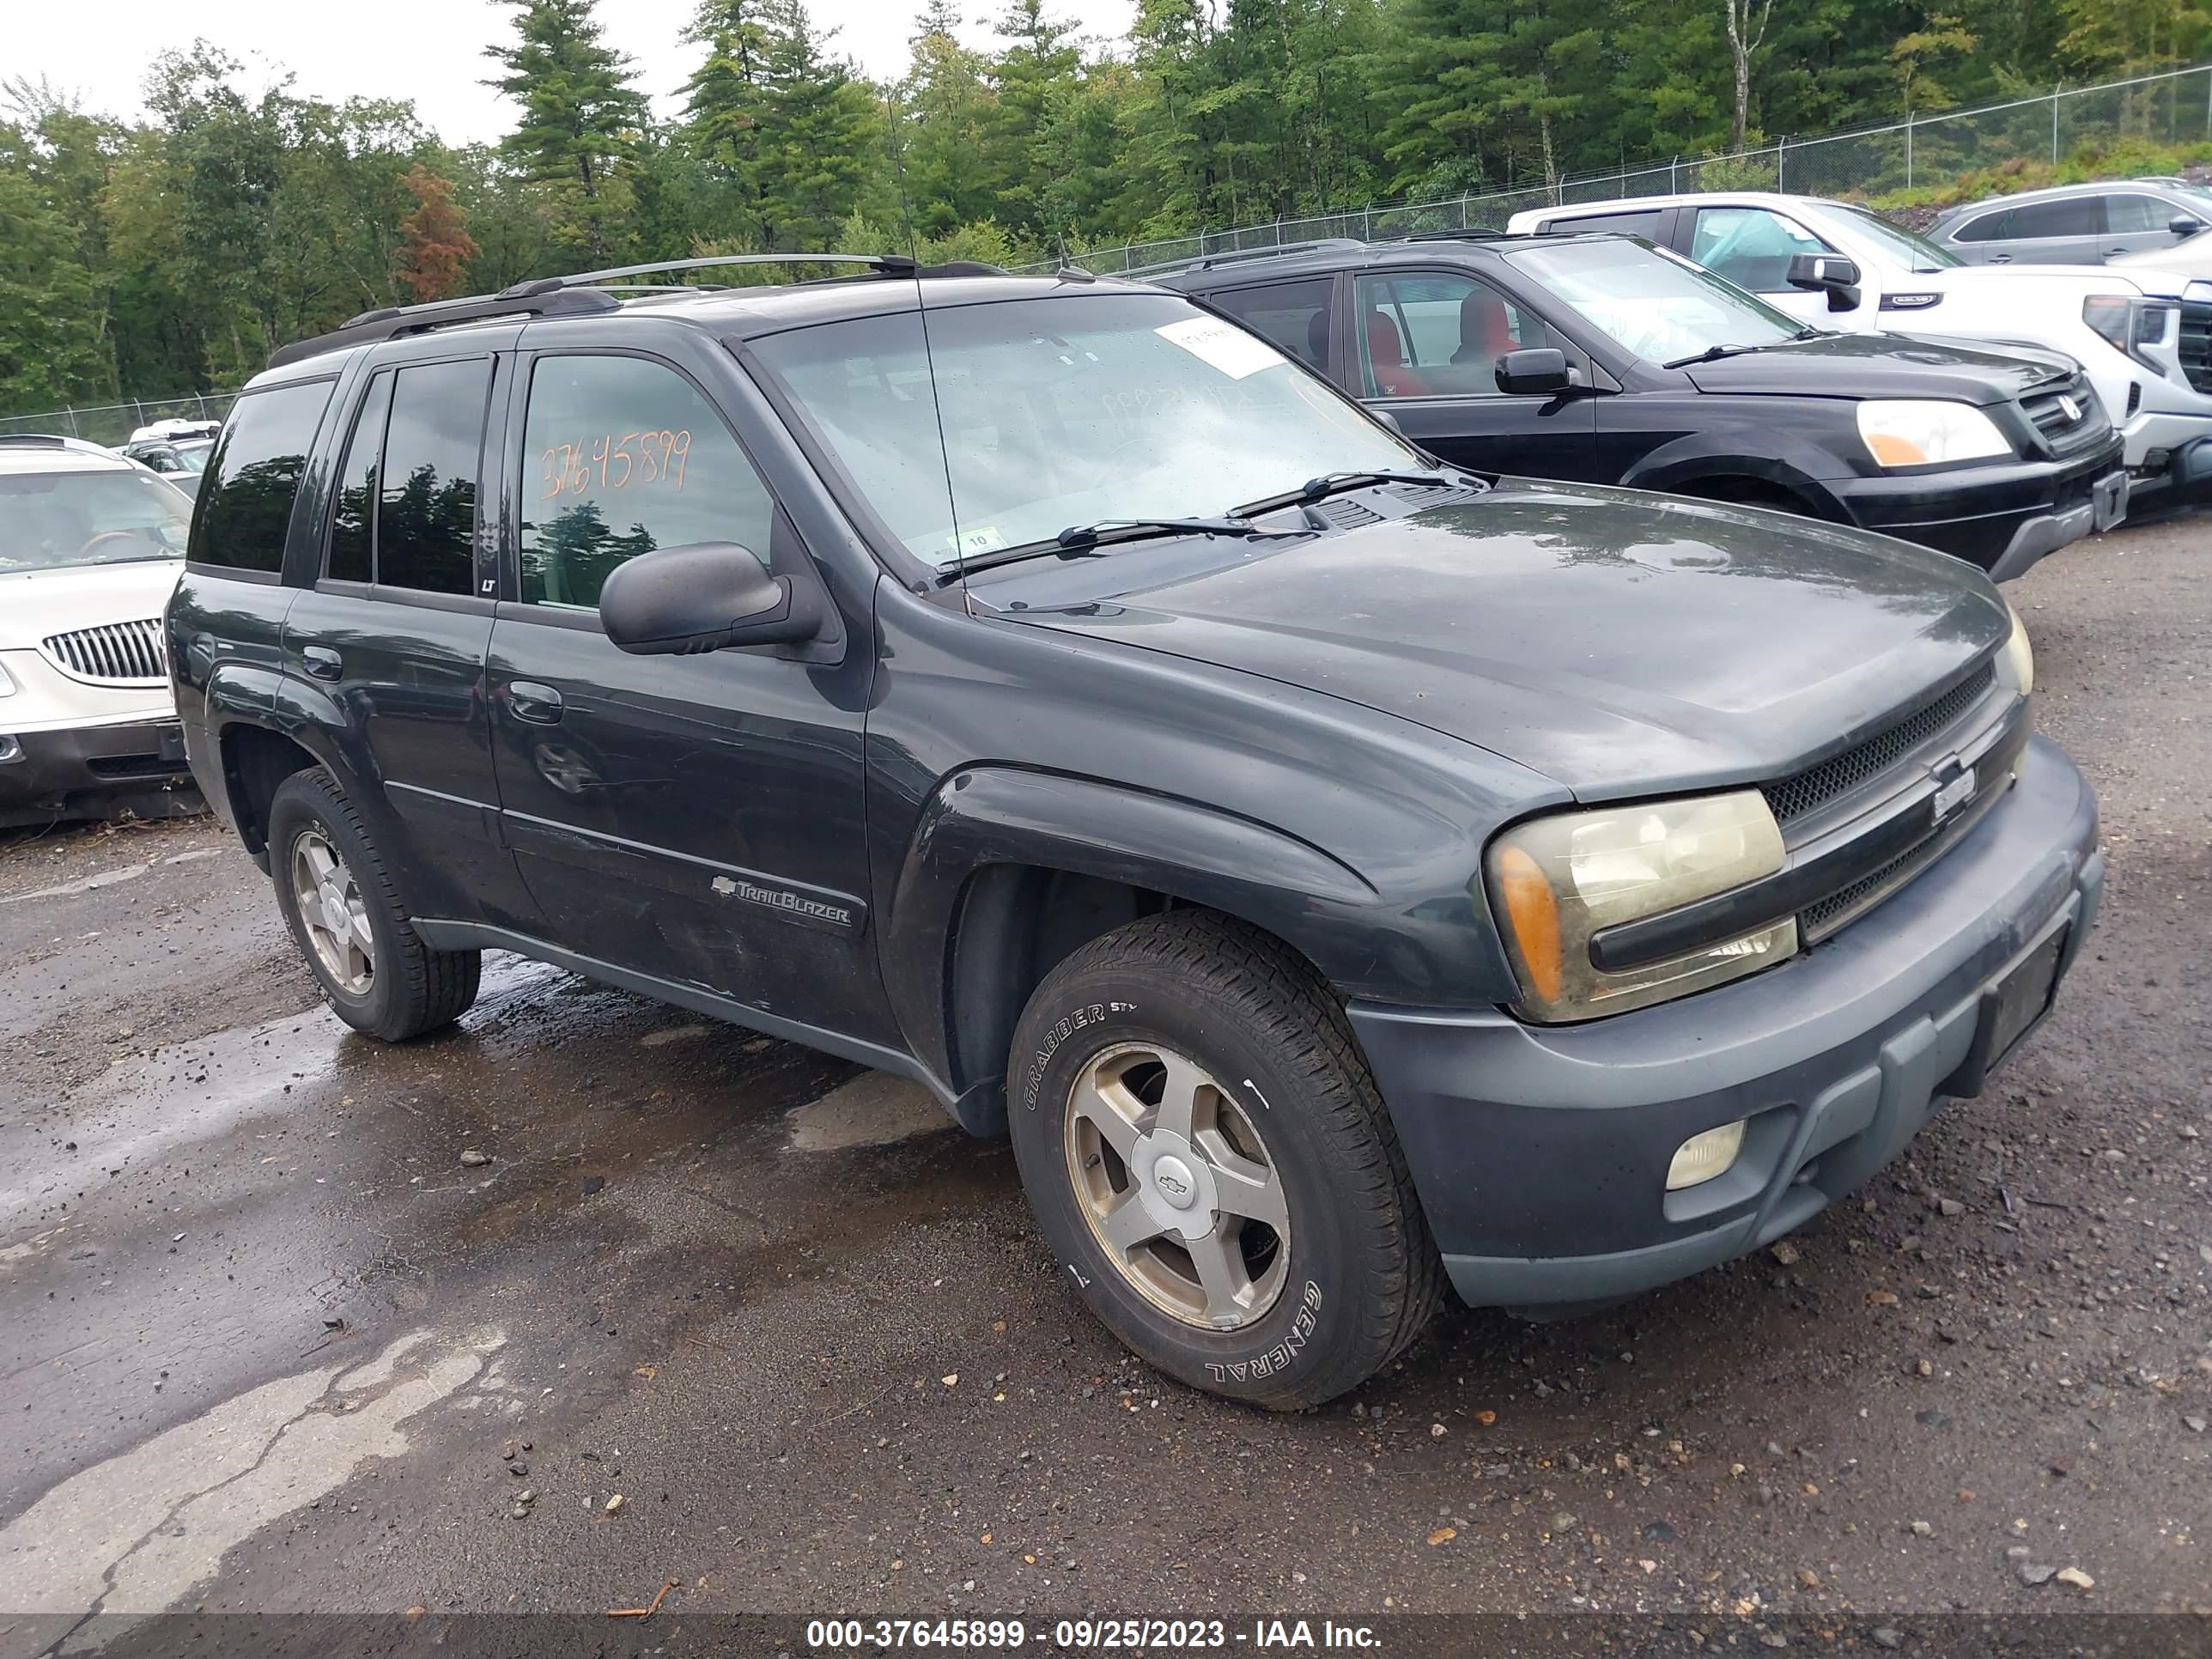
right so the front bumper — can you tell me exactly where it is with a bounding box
[0,718,198,827]
[2116,405,2212,500]
[1826,435,2125,578]
[1350,734,2100,1315]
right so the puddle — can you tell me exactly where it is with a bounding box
[787,1072,951,1152]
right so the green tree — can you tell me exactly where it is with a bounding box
[484,0,646,258]
[0,127,110,410]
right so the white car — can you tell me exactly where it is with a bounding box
[1507,191,2212,504]
[0,436,199,827]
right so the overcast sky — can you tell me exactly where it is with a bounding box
[13,0,1139,144]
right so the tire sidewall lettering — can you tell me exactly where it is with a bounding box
[1020,998,1134,1110]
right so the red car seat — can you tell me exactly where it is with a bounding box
[1364,311,1429,397]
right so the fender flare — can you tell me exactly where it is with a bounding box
[1622,439,1847,519]
[882,766,1385,1128]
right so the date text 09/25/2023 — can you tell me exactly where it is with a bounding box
[805,1620,1382,1650]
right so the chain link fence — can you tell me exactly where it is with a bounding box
[0,393,237,449]
[1032,63,2212,276]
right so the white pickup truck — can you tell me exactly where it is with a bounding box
[1506,191,2212,505]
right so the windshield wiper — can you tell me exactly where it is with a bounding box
[1231,470,1467,519]
[941,516,1299,579]
[1662,342,1776,369]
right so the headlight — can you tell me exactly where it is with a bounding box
[1486,791,1798,1023]
[1998,602,2033,697]
[1855,400,2012,468]
[2084,295,2172,372]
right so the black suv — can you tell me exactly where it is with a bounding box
[1164,234,2128,580]
[170,254,2101,1408]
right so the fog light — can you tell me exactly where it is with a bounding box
[0,734,22,764]
[1666,1120,1747,1190]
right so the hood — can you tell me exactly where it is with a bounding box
[0,560,185,650]
[997,482,2007,799]
[1686,330,2075,403]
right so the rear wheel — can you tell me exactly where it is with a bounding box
[1007,910,1443,1408]
[267,770,481,1041]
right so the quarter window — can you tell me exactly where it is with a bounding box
[520,355,775,609]
[187,380,335,573]
[1690,207,1832,293]
[1353,271,1556,398]
[1548,209,1662,237]
[1205,279,1336,371]
[1952,209,2010,244]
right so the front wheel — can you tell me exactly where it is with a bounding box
[1006,911,1444,1408]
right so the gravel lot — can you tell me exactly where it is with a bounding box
[1,514,2206,1647]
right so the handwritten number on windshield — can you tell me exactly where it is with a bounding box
[540,429,691,499]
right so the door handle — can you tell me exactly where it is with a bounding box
[1989,253,2011,264]
[301,646,342,682]
[507,681,563,725]
[2104,246,2128,258]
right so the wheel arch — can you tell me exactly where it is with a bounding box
[886,767,1384,1137]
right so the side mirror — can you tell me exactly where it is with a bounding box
[1371,409,1404,434]
[2171,215,2203,240]
[1787,252,1862,311]
[1495,347,1572,397]
[599,541,823,656]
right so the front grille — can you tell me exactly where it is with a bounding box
[40,618,167,684]
[1800,828,1953,939]
[1761,664,1996,828]
[2179,296,2212,393]
[2019,376,2106,454]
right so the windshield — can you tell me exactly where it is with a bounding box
[170,443,213,473]
[0,466,194,573]
[1809,204,1962,273]
[749,292,1425,566]
[1503,238,1803,364]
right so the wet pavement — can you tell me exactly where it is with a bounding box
[1,515,2208,1646]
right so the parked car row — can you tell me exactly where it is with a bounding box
[153,246,2100,1408]
[1508,191,2212,507]
[1161,230,2124,580]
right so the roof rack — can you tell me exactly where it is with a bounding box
[268,286,623,369]
[266,252,1016,370]
[1397,227,1511,242]
[1114,239,1367,280]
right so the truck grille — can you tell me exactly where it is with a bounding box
[41,618,169,685]
[1760,663,1996,829]
[2179,294,2212,393]
[2018,375,2107,454]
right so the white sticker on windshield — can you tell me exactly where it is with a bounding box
[945,525,1007,555]
[1154,316,1285,380]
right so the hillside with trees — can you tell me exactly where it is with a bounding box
[3,0,2208,410]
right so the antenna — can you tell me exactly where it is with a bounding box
[883,84,966,599]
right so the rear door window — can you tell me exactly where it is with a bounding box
[1549,209,1663,237]
[1204,279,1336,372]
[2008,196,2102,238]
[376,360,491,595]
[1952,208,2012,243]
[188,380,336,572]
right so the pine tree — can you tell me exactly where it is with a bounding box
[484,0,645,258]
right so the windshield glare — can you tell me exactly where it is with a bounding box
[750,293,1425,566]
[1814,204,1962,271]
[1504,239,1802,363]
[0,467,193,573]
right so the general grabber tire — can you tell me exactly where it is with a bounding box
[266,769,482,1042]
[1006,909,1446,1408]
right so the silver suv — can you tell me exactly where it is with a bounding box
[1929,179,2212,266]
